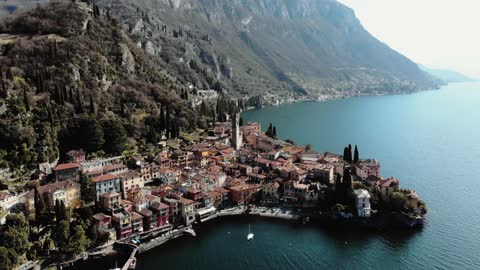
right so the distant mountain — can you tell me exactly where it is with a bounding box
[419,65,474,83]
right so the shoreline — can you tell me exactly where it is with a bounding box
[242,83,461,113]
[62,205,424,269]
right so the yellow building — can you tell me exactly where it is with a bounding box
[120,171,144,199]
[25,180,81,212]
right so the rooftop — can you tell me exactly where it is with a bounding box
[53,163,80,171]
[92,173,120,183]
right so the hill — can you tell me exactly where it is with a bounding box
[419,65,474,83]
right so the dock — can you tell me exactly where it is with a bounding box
[121,248,137,270]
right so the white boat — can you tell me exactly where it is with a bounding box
[109,262,121,270]
[247,224,254,241]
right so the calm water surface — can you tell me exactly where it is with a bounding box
[91,82,480,270]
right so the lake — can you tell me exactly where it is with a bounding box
[91,82,480,270]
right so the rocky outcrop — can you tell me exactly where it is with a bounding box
[120,43,135,74]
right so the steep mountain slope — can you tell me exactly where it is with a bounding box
[0,2,210,172]
[0,0,49,17]
[96,0,437,97]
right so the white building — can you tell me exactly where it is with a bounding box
[92,174,122,201]
[354,189,371,217]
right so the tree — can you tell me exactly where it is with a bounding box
[166,106,171,138]
[266,123,273,138]
[305,144,312,151]
[60,200,68,221]
[5,213,28,228]
[348,144,353,162]
[0,214,29,256]
[272,126,277,138]
[54,199,61,222]
[343,147,349,162]
[81,117,105,153]
[75,89,84,114]
[34,187,46,226]
[89,94,95,114]
[54,220,70,250]
[0,247,17,270]
[79,173,95,204]
[239,117,244,126]
[64,225,87,256]
[102,118,128,155]
[159,104,166,133]
[354,145,359,163]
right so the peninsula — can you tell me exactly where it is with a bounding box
[0,114,427,269]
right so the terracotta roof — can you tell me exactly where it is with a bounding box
[138,209,152,217]
[150,202,170,211]
[120,170,141,179]
[213,187,230,194]
[101,191,120,198]
[92,173,120,183]
[380,177,399,188]
[53,163,80,171]
[179,197,194,205]
[229,184,256,192]
[103,164,127,171]
[93,213,111,222]
[26,180,79,198]
[130,211,143,220]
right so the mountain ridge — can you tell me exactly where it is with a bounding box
[419,65,474,84]
[95,0,438,98]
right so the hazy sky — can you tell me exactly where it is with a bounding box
[338,0,480,79]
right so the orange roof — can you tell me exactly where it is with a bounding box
[92,173,120,183]
[53,163,80,171]
[229,184,256,192]
[179,197,194,205]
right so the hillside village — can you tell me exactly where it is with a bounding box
[0,113,427,268]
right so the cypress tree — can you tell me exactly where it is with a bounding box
[239,117,244,126]
[348,144,353,162]
[266,123,273,137]
[354,145,359,163]
[166,106,171,137]
[68,88,74,104]
[54,199,61,222]
[60,200,68,221]
[34,187,46,226]
[76,89,84,114]
[89,94,95,114]
[343,147,349,161]
[273,126,277,139]
[159,104,165,133]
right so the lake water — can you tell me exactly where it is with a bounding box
[92,82,480,270]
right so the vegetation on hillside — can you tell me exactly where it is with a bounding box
[0,1,241,174]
